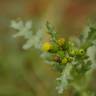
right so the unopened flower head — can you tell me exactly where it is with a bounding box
[57,38,65,46]
[77,49,85,56]
[61,57,68,64]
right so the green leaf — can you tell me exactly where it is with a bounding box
[46,21,57,42]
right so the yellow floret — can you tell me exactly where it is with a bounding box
[42,42,52,52]
[57,38,65,46]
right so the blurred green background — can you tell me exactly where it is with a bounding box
[0,0,96,96]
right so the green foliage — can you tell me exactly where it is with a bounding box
[11,20,44,50]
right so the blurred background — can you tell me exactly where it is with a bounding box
[0,0,96,96]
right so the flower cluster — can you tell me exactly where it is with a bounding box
[11,20,96,95]
[41,22,93,94]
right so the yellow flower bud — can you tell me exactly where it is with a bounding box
[78,49,85,56]
[42,42,52,52]
[57,38,65,46]
[67,57,73,63]
[61,58,68,64]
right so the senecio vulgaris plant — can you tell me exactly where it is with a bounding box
[11,20,96,96]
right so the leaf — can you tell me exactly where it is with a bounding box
[86,27,96,41]
[46,22,57,42]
